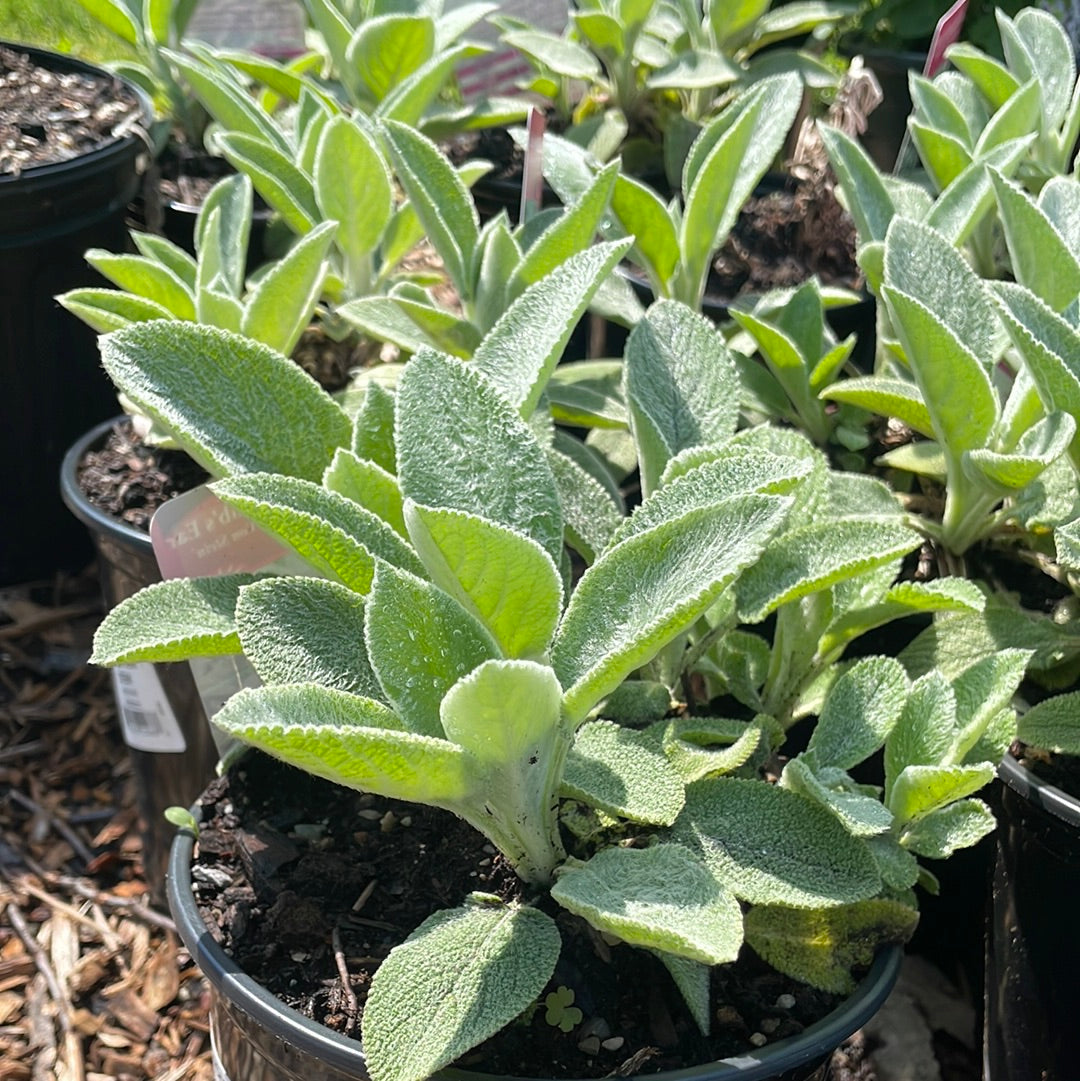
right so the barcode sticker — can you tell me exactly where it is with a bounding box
[111,664,186,753]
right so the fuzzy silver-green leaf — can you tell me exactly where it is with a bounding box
[672,778,882,908]
[362,900,561,1081]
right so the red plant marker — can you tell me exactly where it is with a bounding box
[925,0,971,77]
[894,0,971,172]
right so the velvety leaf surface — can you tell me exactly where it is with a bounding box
[1016,690,1080,755]
[781,759,893,837]
[744,900,918,993]
[820,377,934,438]
[240,221,336,356]
[888,764,996,825]
[553,495,790,722]
[405,503,562,659]
[83,250,195,318]
[234,576,382,698]
[655,951,712,1035]
[900,798,996,858]
[672,778,881,907]
[351,381,398,474]
[210,474,425,592]
[365,563,498,737]
[57,289,177,333]
[551,844,743,964]
[625,300,740,495]
[562,720,685,825]
[612,449,810,549]
[806,656,908,770]
[545,445,623,563]
[473,240,632,420]
[735,519,920,623]
[99,322,351,481]
[884,672,958,803]
[656,717,763,783]
[363,900,561,1081]
[993,282,1080,464]
[323,449,406,536]
[90,574,254,665]
[396,350,563,563]
[439,661,570,882]
[212,683,481,807]
[884,217,999,366]
[949,649,1031,761]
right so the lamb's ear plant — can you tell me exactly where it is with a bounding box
[672,423,988,725]
[820,112,1033,289]
[59,173,335,357]
[337,120,643,354]
[87,257,1008,1081]
[496,0,844,185]
[943,5,1080,186]
[299,0,525,136]
[540,72,805,310]
[71,0,206,145]
[820,215,1076,556]
[822,6,1079,289]
[726,277,863,448]
[131,74,494,317]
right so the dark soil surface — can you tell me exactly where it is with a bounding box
[77,419,210,534]
[709,179,860,300]
[0,45,143,175]
[190,751,859,1079]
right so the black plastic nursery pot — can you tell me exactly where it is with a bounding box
[1,43,152,586]
[60,418,218,904]
[983,753,1080,1081]
[167,809,902,1081]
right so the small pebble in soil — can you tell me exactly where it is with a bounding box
[776,994,797,1009]
[749,1033,768,1047]
[579,1018,611,1040]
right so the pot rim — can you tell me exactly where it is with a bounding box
[168,807,902,1081]
[998,752,1080,831]
[60,416,153,552]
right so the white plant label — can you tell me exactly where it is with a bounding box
[111,663,186,753]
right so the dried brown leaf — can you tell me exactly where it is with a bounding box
[0,989,22,1022]
[102,987,159,1042]
[139,937,180,1012]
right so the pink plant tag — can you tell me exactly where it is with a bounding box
[150,485,288,580]
[925,0,971,77]
[520,105,547,225]
[149,486,309,750]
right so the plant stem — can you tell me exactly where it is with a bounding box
[940,475,999,556]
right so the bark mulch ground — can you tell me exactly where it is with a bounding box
[0,568,211,1081]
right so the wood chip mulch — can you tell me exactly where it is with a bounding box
[0,568,211,1081]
